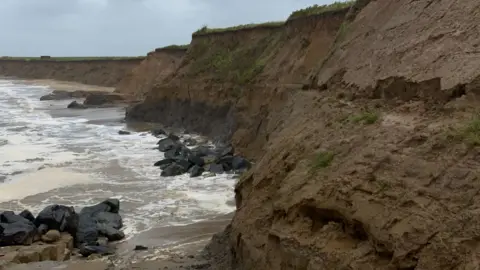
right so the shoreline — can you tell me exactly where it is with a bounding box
[8,78,115,93]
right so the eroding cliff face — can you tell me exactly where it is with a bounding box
[115,49,185,99]
[126,0,480,269]
[0,59,142,87]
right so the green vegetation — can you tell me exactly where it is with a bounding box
[158,44,189,50]
[187,31,284,85]
[350,111,379,125]
[289,1,355,20]
[310,151,335,173]
[1,56,144,61]
[193,21,284,35]
[454,116,480,146]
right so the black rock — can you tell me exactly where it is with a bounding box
[208,163,224,174]
[232,156,251,170]
[188,154,205,167]
[19,210,35,223]
[67,101,86,109]
[79,244,114,257]
[159,163,172,170]
[0,211,30,224]
[218,155,234,171]
[191,146,214,157]
[161,163,188,177]
[168,134,180,141]
[134,245,148,251]
[154,159,175,167]
[175,160,192,171]
[76,199,123,247]
[0,220,36,246]
[189,165,204,178]
[157,138,179,152]
[118,130,131,135]
[201,155,217,165]
[218,145,234,157]
[34,205,78,235]
[151,128,166,137]
[184,138,197,146]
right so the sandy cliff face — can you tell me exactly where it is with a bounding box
[0,59,142,87]
[115,48,186,99]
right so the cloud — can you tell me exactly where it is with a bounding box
[0,0,337,56]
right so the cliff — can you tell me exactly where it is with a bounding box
[115,47,186,100]
[127,0,480,269]
[0,58,143,87]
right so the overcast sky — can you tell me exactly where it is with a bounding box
[0,0,337,57]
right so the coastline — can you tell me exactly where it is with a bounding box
[13,79,115,93]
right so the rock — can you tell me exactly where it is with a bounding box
[191,146,214,157]
[19,210,35,223]
[67,101,86,109]
[151,128,166,137]
[0,211,31,224]
[207,163,224,174]
[232,156,251,170]
[189,165,204,178]
[159,163,172,170]
[161,163,188,177]
[39,90,71,101]
[201,155,217,165]
[175,160,192,171]
[41,230,61,243]
[96,237,108,247]
[79,244,114,257]
[188,154,205,167]
[118,130,131,135]
[0,220,36,246]
[134,245,148,251]
[34,205,78,235]
[157,138,179,152]
[83,93,124,106]
[154,159,175,167]
[184,138,197,146]
[218,145,234,157]
[218,155,234,171]
[204,172,216,178]
[76,199,122,248]
[168,134,180,141]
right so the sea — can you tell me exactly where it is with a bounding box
[0,79,236,248]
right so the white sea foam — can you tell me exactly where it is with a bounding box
[0,79,237,236]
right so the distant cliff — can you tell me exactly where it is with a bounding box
[0,58,144,87]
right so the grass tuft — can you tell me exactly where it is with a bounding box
[289,1,355,20]
[455,116,480,146]
[350,111,379,125]
[310,151,335,173]
[158,44,189,50]
[193,22,284,36]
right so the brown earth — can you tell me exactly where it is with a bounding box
[125,0,480,269]
[115,48,186,100]
[0,59,142,87]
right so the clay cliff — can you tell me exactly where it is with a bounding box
[0,58,143,87]
[126,0,480,269]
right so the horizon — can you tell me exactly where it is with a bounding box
[0,0,342,57]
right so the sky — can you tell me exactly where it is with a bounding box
[0,0,336,57]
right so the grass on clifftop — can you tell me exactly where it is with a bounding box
[350,111,379,125]
[158,44,189,50]
[193,21,284,35]
[454,116,480,146]
[1,56,144,61]
[289,1,355,19]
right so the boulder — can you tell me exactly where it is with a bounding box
[134,245,148,251]
[201,155,217,165]
[78,244,114,257]
[218,155,234,171]
[39,90,72,101]
[232,156,251,170]
[168,134,180,141]
[207,164,225,174]
[191,146,214,157]
[161,163,188,177]
[217,145,234,157]
[41,230,61,243]
[159,163,172,170]
[157,138,179,152]
[0,220,36,246]
[175,160,192,171]
[19,210,35,223]
[76,199,123,249]
[188,154,205,167]
[189,165,204,178]
[154,159,175,167]
[34,205,78,235]
[118,130,131,135]
[151,128,166,137]
[67,101,86,109]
